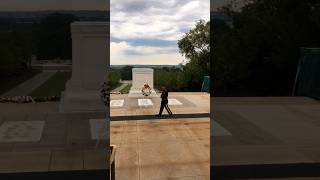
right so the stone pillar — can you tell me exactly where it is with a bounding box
[60,21,109,113]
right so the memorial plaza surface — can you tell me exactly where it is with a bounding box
[212,97,320,179]
[0,92,210,179]
[110,92,210,180]
[1,94,320,179]
[0,102,108,173]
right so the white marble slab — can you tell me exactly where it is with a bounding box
[211,120,232,136]
[168,98,183,105]
[89,119,108,140]
[0,121,45,142]
[138,99,153,106]
[110,99,124,107]
[132,68,154,89]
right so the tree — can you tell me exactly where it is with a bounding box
[34,13,78,60]
[178,20,210,91]
[154,67,185,91]
[120,66,133,80]
[213,0,320,96]
[109,71,121,89]
[0,30,34,77]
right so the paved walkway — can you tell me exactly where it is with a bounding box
[111,92,210,117]
[211,97,320,179]
[110,93,210,180]
[0,102,107,173]
[111,118,210,180]
[0,92,209,176]
[1,71,56,97]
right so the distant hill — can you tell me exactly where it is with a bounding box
[0,10,109,22]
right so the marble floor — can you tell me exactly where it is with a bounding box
[110,92,210,180]
[110,118,210,180]
[0,92,210,177]
[211,97,320,179]
[0,102,108,173]
[111,92,210,116]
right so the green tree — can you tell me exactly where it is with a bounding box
[0,30,34,77]
[34,13,78,60]
[213,0,320,96]
[178,20,210,91]
[110,71,121,89]
[120,66,133,80]
[154,67,184,91]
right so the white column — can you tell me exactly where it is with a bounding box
[60,21,109,113]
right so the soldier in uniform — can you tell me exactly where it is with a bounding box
[156,86,173,117]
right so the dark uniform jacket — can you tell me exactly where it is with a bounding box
[161,90,168,104]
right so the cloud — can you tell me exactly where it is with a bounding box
[111,0,209,40]
[111,0,209,65]
[111,41,185,65]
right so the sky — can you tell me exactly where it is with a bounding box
[110,0,210,65]
[0,0,109,11]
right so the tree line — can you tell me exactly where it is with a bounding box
[212,0,320,96]
[0,13,77,78]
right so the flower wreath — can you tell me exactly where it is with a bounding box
[141,83,152,96]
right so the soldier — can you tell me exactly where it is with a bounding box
[156,86,173,117]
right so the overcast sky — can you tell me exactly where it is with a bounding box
[0,0,109,11]
[110,0,210,65]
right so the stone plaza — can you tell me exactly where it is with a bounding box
[211,97,320,179]
[0,92,210,179]
[0,102,108,172]
[110,92,210,180]
[2,96,320,179]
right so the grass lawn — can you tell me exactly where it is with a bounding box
[120,84,132,94]
[0,69,41,95]
[30,71,71,97]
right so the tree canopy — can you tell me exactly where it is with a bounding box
[34,13,78,60]
[213,0,320,96]
[178,20,210,91]
[0,30,34,77]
